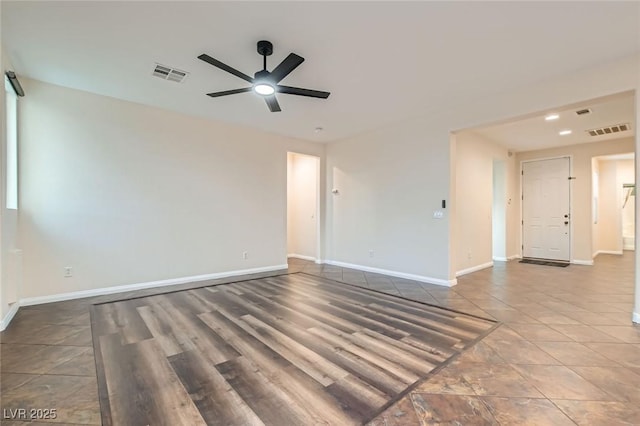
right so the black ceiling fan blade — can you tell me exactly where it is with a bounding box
[264,95,281,112]
[206,87,252,98]
[277,85,330,99]
[198,54,254,83]
[270,53,304,83]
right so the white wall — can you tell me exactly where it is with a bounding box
[287,152,319,260]
[326,54,639,284]
[326,120,454,284]
[18,78,324,299]
[595,160,620,254]
[1,44,21,328]
[454,131,515,274]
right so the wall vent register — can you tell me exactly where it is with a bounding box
[586,123,630,137]
[152,64,188,83]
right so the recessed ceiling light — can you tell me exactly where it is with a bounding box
[559,130,572,136]
[314,127,324,133]
[545,113,559,121]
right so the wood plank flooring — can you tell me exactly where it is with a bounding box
[91,273,496,425]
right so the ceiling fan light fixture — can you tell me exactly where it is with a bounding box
[199,41,330,112]
[254,81,275,96]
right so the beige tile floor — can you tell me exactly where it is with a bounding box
[1,253,638,425]
[294,254,638,426]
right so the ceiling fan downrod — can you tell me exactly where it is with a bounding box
[257,40,273,71]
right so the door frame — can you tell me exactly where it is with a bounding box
[621,182,636,251]
[520,155,573,261]
[286,152,321,263]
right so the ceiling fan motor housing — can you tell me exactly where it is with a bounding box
[254,70,270,80]
[257,40,273,56]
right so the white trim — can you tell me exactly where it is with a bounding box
[623,244,635,251]
[633,311,640,324]
[0,302,20,331]
[323,260,456,287]
[287,254,316,262]
[593,250,624,258]
[493,255,520,261]
[456,261,493,277]
[571,259,594,266]
[19,264,288,307]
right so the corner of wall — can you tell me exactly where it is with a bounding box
[455,261,494,277]
[0,301,20,331]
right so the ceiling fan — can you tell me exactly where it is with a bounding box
[198,41,330,112]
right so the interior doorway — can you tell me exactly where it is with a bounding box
[522,157,571,262]
[287,152,320,262]
[492,160,507,261]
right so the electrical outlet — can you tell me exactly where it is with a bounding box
[242,251,248,260]
[369,250,374,258]
[467,252,472,260]
[64,267,72,277]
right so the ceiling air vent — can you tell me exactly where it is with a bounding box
[586,123,630,137]
[152,64,188,83]
[575,108,591,115]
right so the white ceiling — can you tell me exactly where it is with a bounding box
[471,93,636,152]
[2,1,639,143]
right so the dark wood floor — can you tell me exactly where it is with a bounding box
[2,255,639,424]
[91,273,495,425]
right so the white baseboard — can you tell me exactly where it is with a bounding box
[287,254,316,262]
[571,259,594,266]
[19,264,288,307]
[593,250,624,258]
[633,311,640,324]
[0,302,21,332]
[323,260,456,287]
[456,261,493,277]
[493,255,519,261]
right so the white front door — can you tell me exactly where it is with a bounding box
[522,157,571,261]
